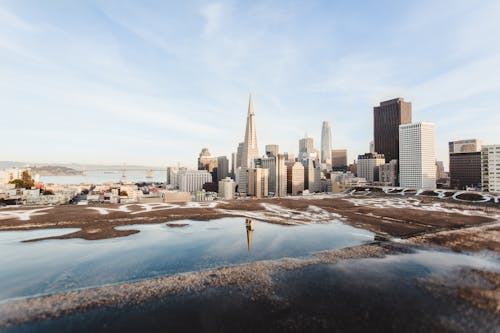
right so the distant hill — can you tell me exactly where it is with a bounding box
[0,161,163,171]
[31,166,82,176]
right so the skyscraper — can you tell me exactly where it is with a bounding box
[399,122,436,189]
[332,149,348,169]
[248,168,269,198]
[217,156,229,182]
[241,94,259,169]
[236,142,244,168]
[320,121,332,164]
[299,136,314,157]
[287,161,304,195]
[198,148,218,181]
[238,94,259,194]
[265,144,279,157]
[374,98,412,163]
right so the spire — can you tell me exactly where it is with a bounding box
[241,93,259,169]
[248,93,255,115]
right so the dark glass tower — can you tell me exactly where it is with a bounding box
[373,98,412,163]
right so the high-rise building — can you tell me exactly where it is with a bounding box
[369,140,375,154]
[299,135,315,160]
[449,139,481,190]
[374,98,412,163]
[265,144,279,157]
[255,154,287,197]
[481,144,500,192]
[332,149,348,169]
[230,152,236,179]
[302,158,321,192]
[236,142,244,169]
[287,161,304,195]
[198,148,217,174]
[241,94,259,169]
[283,152,295,162]
[357,153,385,183]
[218,177,236,200]
[399,122,436,189]
[248,168,269,198]
[217,156,229,182]
[276,154,288,197]
[238,95,260,194]
[320,121,332,164]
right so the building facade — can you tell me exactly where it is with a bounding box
[399,122,436,189]
[286,162,304,195]
[481,144,500,192]
[378,159,398,186]
[320,121,332,165]
[449,152,481,190]
[178,170,212,193]
[357,153,385,183]
[265,144,279,157]
[449,139,481,154]
[374,98,412,163]
[332,149,348,169]
[247,168,269,198]
[217,156,229,182]
[218,177,236,200]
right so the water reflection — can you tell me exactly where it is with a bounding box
[0,218,375,302]
[246,218,254,252]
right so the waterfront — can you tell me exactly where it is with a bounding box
[39,171,167,185]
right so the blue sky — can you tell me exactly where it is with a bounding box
[1,1,499,169]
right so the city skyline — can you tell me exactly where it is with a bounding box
[1,1,500,168]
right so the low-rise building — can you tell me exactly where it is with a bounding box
[218,177,236,200]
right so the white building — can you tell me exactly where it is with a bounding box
[178,169,212,193]
[399,122,436,189]
[481,144,500,192]
[357,153,385,184]
[320,121,332,165]
[218,177,236,200]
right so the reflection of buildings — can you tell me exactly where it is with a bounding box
[246,218,254,252]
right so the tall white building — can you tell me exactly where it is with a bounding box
[481,144,500,192]
[399,122,436,189]
[320,121,332,165]
[178,170,212,193]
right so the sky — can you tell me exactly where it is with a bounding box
[1,1,499,169]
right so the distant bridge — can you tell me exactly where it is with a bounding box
[81,168,166,178]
